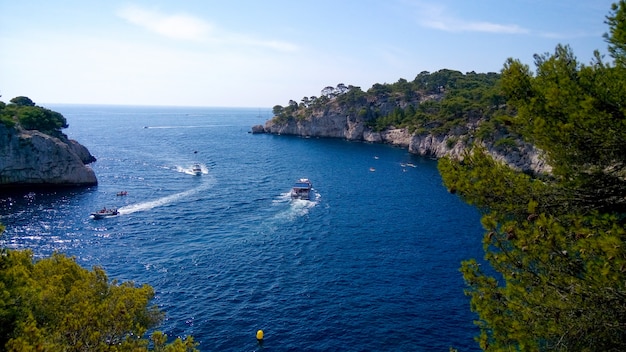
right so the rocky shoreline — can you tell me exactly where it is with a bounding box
[252,108,550,175]
[0,123,97,189]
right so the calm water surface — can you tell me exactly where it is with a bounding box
[0,106,485,351]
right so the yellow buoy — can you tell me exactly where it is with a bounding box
[256,329,264,340]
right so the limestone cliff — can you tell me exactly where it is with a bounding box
[0,123,97,188]
[253,96,550,175]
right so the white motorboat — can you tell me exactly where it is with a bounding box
[91,208,119,219]
[192,163,202,175]
[291,178,313,200]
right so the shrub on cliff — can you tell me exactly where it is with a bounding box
[9,96,36,107]
[0,97,68,136]
[0,101,15,127]
[16,106,68,135]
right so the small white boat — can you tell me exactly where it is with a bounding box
[91,208,119,219]
[291,178,313,200]
[191,163,202,175]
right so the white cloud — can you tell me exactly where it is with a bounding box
[458,21,528,34]
[412,2,529,34]
[117,5,213,41]
[116,5,299,52]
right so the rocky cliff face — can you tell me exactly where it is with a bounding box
[0,123,98,188]
[254,101,551,174]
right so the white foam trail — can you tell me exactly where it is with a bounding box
[175,164,209,175]
[118,181,213,215]
[272,191,319,221]
[272,192,293,204]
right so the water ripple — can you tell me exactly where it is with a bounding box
[0,106,485,351]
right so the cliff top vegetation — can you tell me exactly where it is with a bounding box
[271,69,509,138]
[0,96,68,137]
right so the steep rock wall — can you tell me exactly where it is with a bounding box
[0,124,98,187]
[256,106,551,174]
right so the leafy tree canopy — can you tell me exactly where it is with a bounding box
[605,0,626,66]
[9,96,35,107]
[438,1,626,350]
[272,71,506,139]
[0,243,198,351]
[0,96,68,135]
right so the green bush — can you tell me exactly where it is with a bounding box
[0,97,68,135]
[0,248,198,352]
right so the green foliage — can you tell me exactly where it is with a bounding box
[367,70,505,135]
[0,97,68,135]
[492,136,517,151]
[604,0,626,67]
[439,149,553,219]
[502,45,626,213]
[0,101,15,127]
[335,85,366,106]
[445,136,458,149]
[9,96,35,107]
[16,106,69,135]
[151,332,198,352]
[459,212,626,351]
[0,246,198,352]
[272,105,284,116]
[270,71,508,142]
[438,3,626,350]
[366,83,392,96]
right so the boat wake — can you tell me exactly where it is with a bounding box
[175,164,208,175]
[118,180,214,215]
[272,191,320,221]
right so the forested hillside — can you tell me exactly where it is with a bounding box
[272,69,512,144]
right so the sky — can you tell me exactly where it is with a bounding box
[0,0,617,108]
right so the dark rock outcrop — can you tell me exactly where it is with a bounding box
[251,124,266,134]
[0,123,98,188]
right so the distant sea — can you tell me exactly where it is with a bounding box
[0,105,485,351]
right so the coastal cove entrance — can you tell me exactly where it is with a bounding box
[0,105,485,351]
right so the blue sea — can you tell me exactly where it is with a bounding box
[0,106,485,351]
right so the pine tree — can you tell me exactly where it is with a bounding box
[438,2,626,350]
